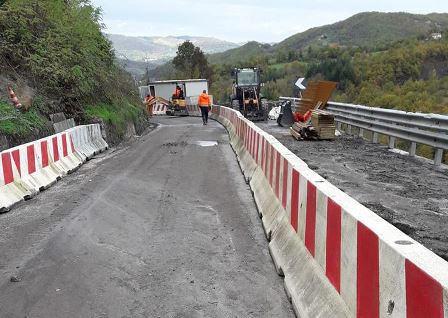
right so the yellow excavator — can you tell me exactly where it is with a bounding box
[167,83,189,116]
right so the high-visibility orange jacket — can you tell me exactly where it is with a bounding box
[198,93,211,107]
[174,88,181,98]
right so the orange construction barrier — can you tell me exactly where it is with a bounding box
[7,86,22,109]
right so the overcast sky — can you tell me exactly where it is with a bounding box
[90,0,448,43]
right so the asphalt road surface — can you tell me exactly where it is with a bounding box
[257,120,448,261]
[0,117,294,318]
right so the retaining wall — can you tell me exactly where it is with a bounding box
[0,124,107,212]
[211,105,448,318]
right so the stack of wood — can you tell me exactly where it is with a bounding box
[289,110,335,141]
[289,122,318,141]
[311,110,335,140]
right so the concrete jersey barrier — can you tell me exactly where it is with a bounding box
[210,105,448,318]
[0,124,108,212]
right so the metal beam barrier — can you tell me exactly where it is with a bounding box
[279,97,448,166]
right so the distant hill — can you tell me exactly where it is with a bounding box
[117,59,156,78]
[204,12,448,67]
[275,12,448,51]
[107,34,240,63]
[207,41,271,65]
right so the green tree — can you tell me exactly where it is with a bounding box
[172,41,212,81]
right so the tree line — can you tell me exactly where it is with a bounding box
[166,31,448,115]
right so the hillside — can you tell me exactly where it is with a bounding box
[202,12,448,67]
[107,34,240,63]
[207,41,271,65]
[275,12,448,51]
[0,1,147,147]
[117,59,156,78]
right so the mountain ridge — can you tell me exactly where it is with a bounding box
[205,12,448,66]
[106,34,240,63]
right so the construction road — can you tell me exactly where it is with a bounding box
[0,117,294,318]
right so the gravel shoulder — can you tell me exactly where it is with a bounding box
[257,120,448,261]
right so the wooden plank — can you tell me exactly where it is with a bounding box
[290,127,302,140]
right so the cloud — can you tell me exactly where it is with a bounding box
[91,0,448,42]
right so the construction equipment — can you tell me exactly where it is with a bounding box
[230,68,268,121]
[167,83,188,116]
[277,80,337,127]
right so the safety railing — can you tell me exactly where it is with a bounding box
[279,97,448,166]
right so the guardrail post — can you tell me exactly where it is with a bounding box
[434,148,444,166]
[388,136,396,149]
[347,124,352,135]
[372,132,379,143]
[359,128,364,138]
[409,142,417,157]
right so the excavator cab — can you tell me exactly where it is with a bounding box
[230,68,268,121]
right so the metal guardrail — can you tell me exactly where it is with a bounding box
[279,97,448,166]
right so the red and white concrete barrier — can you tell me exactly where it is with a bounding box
[153,104,168,115]
[210,106,448,318]
[186,104,202,117]
[0,124,107,212]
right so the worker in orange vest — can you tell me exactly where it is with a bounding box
[197,90,211,125]
[145,94,154,117]
[173,85,184,99]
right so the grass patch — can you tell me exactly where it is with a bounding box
[85,100,145,136]
[0,101,48,136]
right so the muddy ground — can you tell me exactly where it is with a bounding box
[257,120,448,261]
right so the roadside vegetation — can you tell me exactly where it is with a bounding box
[0,0,146,145]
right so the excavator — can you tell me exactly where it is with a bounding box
[167,83,188,116]
[230,68,268,121]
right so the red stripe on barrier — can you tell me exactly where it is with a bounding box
[326,198,341,293]
[27,145,36,174]
[269,146,274,186]
[261,138,266,173]
[264,139,269,174]
[305,182,317,256]
[248,127,252,155]
[405,260,444,318]
[255,133,259,164]
[275,152,281,199]
[1,152,14,185]
[357,222,379,318]
[62,134,68,157]
[244,124,247,149]
[290,169,300,232]
[41,141,49,167]
[52,137,59,162]
[252,129,256,159]
[249,127,254,158]
[249,128,251,154]
[11,149,21,176]
[245,125,248,150]
[282,157,288,209]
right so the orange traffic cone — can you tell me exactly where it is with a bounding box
[7,85,22,109]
